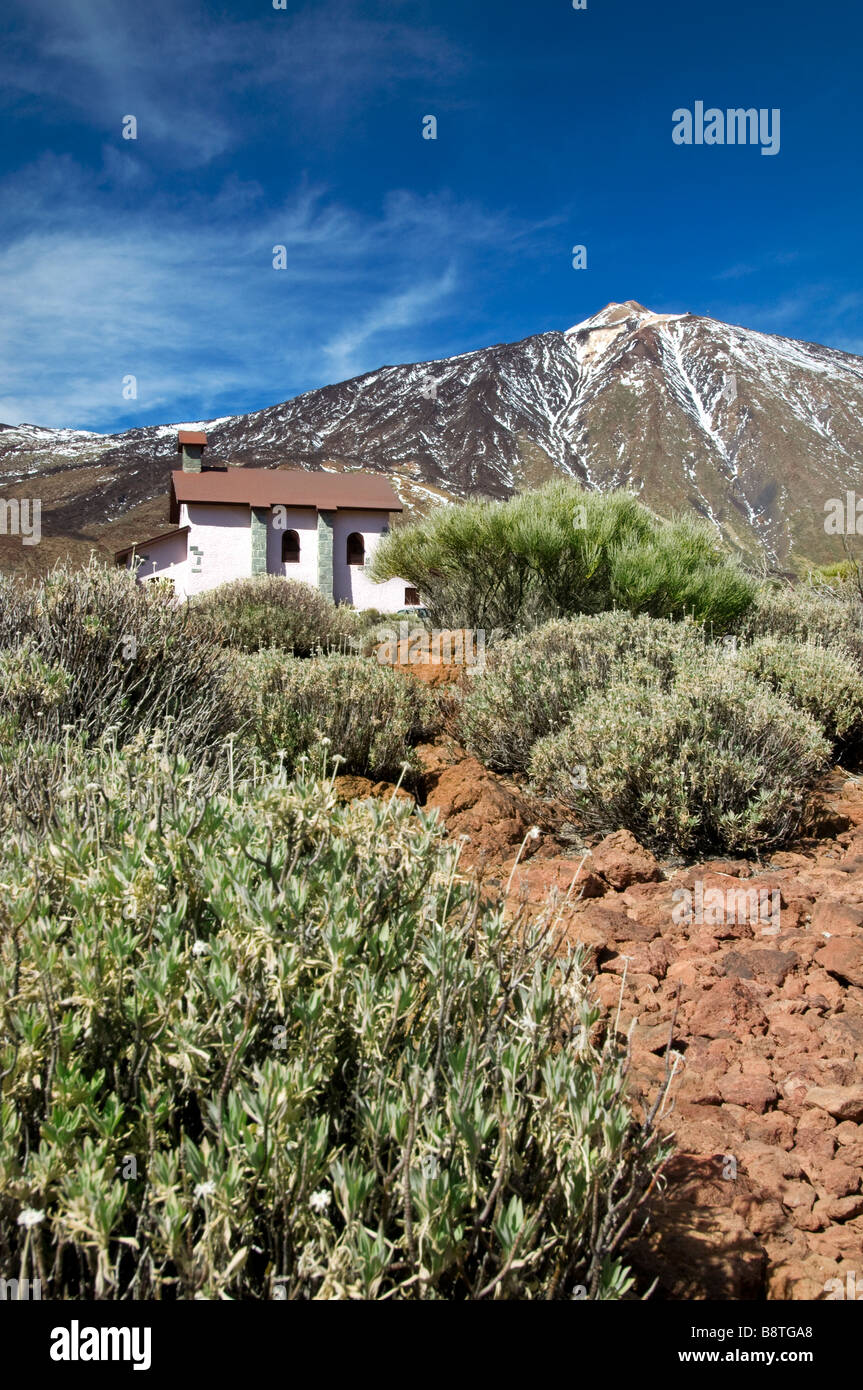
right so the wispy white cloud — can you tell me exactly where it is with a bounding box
[323,265,459,379]
[714,262,759,281]
[0,0,464,165]
[714,249,803,282]
[711,283,863,354]
[0,0,498,426]
[0,157,532,427]
[736,290,825,333]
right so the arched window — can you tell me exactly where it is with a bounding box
[346,532,365,566]
[282,529,300,563]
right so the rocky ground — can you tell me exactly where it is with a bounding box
[337,737,863,1301]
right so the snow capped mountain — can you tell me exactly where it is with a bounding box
[2,300,863,570]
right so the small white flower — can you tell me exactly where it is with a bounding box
[528,825,541,840]
[191,940,209,957]
[309,1189,331,1214]
[194,1181,216,1201]
[17,1208,45,1229]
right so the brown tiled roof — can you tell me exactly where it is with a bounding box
[177,430,207,448]
[169,468,403,517]
[114,525,189,561]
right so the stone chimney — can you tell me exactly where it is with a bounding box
[177,430,207,472]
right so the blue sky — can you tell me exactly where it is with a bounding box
[0,0,860,431]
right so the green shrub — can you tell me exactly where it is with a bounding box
[608,514,756,629]
[191,576,364,655]
[0,562,235,756]
[805,561,857,586]
[233,651,440,780]
[371,481,756,633]
[0,746,668,1300]
[734,635,863,749]
[529,663,829,854]
[457,611,708,771]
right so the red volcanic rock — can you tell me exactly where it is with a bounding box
[767,1254,845,1299]
[625,1154,767,1300]
[718,1074,780,1114]
[333,775,414,804]
[506,857,606,904]
[815,937,863,988]
[745,1110,796,1149]
[810,899,863,936]
[570,901,659,945]
[801,1085,863,1123]
[722,948,799,987]
[689,978,767,1040]
[816,1194,863,1221]
[381,631,478,687]
[435,758,863,1299]
[811,1159,860,1199]
[412,740,464,792]
[425,757,541,864]
[589,830,662,890]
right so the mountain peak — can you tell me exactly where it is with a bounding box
[2,303,862,575]
[566,300,687,336]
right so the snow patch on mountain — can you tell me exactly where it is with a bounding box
[2,302,863,570]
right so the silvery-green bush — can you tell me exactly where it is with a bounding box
[734,634,863,750]
[457,611,707,771]
[191,575,368,656]
[0,744,667,1300]
[529,664,829,854]
[0,562,235,753]
[737,580,863,670]
[0,565,237,828]
[233,650,440,780]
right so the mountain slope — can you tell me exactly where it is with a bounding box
[2,300,863,572]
